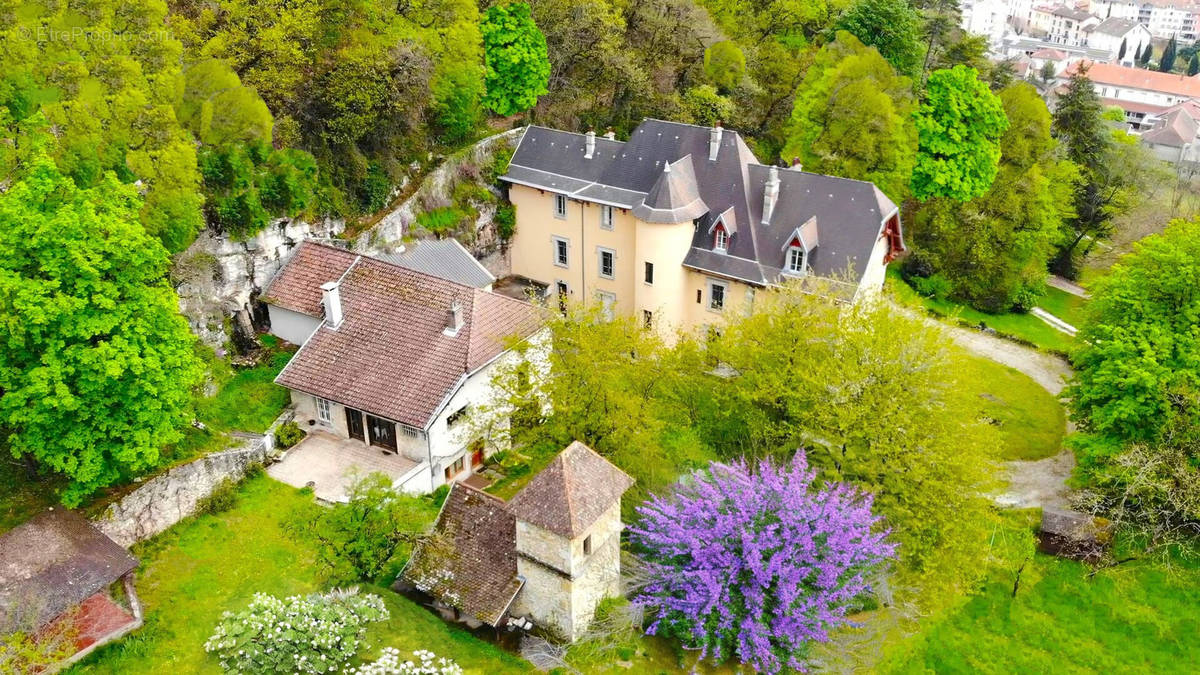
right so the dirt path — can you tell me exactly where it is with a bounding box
[899,305,1077,509]
[1048,275,1090,299]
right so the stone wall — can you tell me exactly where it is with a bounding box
[92,435,274,548]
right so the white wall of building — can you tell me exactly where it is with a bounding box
[266,305,321,346]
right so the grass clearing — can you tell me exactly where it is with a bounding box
[886,268,1076,355]
[959,356,1066,461]
[885,549,1200,673]
[195,348,294,433]
[76,473,528,674]
[1037,286,1089,328]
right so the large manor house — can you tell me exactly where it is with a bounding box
[500,119,905,330]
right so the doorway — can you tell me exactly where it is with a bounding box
[345,407,365,442]
[366,414,398,452]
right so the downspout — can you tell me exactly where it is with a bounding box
[580,198,586,299]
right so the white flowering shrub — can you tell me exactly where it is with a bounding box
[204,588,389,674]
[348,648,464,674]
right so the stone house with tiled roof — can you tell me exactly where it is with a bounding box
[500,119,904,333]
[401,441,633,642]
[262,241,545,494]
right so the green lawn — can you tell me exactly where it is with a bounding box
[959,355,1066,461]
[195,348,294,433]
[75,474,528,674]
[886,268,1076,355]
[1037,286,1089,329]
[885,551,1200,673]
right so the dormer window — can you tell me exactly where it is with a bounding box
[787,245,805,275]
[714,227,728,253]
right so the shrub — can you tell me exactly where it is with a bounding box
[494,203,516,241]
[629,454,895,673]
[415,206,468,234]
[196,478,239,515]
[204,588,388,674]
[911,273,952,300]
[348,648,463,675]
[275,421,305,449]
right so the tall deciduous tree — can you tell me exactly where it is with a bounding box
[911,66,1009,201]
[0,138,204,505]
[781,32,917,202]
[831,0,925,78]
[703,40,746,93]
[630,454,895,673]
[481,2,551,116]
[909,82,1077,311]
[1066,218,1200,442]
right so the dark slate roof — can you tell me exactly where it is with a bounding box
[403,484,522,627]
[273,242,542,429]
[380,238,496,289]
[507,441,634,539]
[0,510,137,633]
[502,120,900,287]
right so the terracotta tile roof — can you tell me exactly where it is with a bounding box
[507,441,634,539]
[1031,48,1068,60]
[0,510,137,633]
[402,484,521,626]
[261,241,358,316]
[273,242,543,428]
[1067,61,1200,98]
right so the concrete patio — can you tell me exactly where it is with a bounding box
[268,430,422,502]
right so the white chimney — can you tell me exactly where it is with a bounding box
[790,157,803,171]
[321,281,343,328]
[584,129,596,159]
[761,167,780,225]
[708,122,723,161]
[603,127,616,140]
[444,300,464,336]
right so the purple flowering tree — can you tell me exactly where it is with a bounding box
[628,453,896,673]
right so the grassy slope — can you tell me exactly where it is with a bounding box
[886,552,1200,674]
[959,356,1065,461]
[1038,286,1089,328]
[886,268,1076,355]
[76,475,528,674]
[195,348,294,434]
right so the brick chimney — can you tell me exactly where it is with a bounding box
[444,300,464,336]
[320,281,343,328]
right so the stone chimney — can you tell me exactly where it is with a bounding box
[603,127,616,140]
[790,157,803,171]
[444,300,464,336]
[761,166,780,225]
[708,122,723,161]
[584,129,596,159]
[321,281,343,328]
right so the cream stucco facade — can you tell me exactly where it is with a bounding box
[508,184,888,333]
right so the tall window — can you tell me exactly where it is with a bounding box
[600,205,614,230]
[599,248,615,279]
[714,227,728,252]
[787,245,805,274]
[553,237,569,267]
[644,261,654,285]
[599,292,616,321]
[554,194,567,218]
[708,280,727,311]
[316,397,332,424]
[643,310,653,328]
[583,535,593,555]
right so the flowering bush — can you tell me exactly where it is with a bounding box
[204,588,388,673]
[629,453,896,673]
[347,648,464,674]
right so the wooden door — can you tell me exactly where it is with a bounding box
[366,414,398,452]
[471,447,484,467]
[345,407,365,442]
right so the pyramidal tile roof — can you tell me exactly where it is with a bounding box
[507,441,634,539]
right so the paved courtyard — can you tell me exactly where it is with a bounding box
[268,430,420,502]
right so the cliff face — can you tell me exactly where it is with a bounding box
[174,127,522,352]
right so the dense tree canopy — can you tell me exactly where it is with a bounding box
[704,40,746,92]
[480,2,551,116]
[781,32,917,202]
[908,83,1076,311]
[911,66,1009,202]
[0,138,204,505]
[831,0,925,78]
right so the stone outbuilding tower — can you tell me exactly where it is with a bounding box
[506,441,634,641]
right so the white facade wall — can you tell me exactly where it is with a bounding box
[266,305,321,346]
[1091,0,1141,22]
[962,0,1012,44]
[855,216,896,301]
[1088,24,1152,64]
